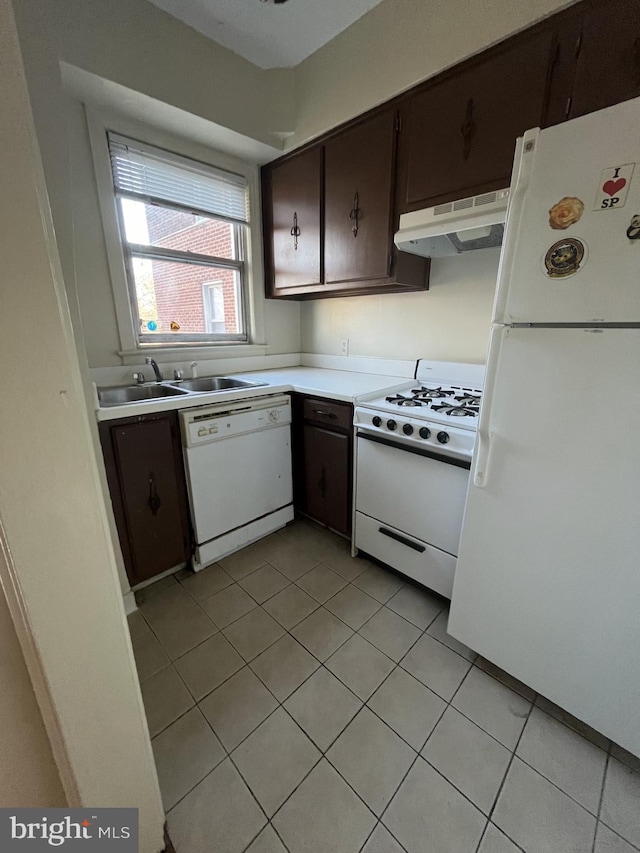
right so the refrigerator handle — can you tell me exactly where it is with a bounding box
[492,128,538,324]
[472,325,504,488]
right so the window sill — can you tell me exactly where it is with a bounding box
[118,343,267,366]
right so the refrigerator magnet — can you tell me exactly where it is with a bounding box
[548,197,585,230]
[542,237,587,278]
[626,215,640,240]
[593,163,635,210]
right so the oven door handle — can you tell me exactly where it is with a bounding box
[356,430,471,470]
[378,526,426,553]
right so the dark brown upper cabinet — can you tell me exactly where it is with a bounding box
[263,0,638,297]
[399,28,555,212]
[324,110,395,285]
[568,0,640,120]
[263,146,322,292]
[262,110,430,300]
[545,0,640,126]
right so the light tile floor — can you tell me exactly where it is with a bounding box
[129,519,640,853]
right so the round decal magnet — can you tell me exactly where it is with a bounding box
[542,238,587,279]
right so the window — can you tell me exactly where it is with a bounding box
[202,282,225,334]
[108,134,249,346]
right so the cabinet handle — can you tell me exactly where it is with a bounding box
[148,472,161,516]
[349,191,360,237]
[312,408,337,419]
[459,98,475,161]
[634,37,640,88]
[290,211,300,251]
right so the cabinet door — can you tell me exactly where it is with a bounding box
[402,30,553,209]
[543,11,584,128]
[265,147,322,292]
[303,424,351,536]
[324,110,395,284]
[111,416,189,585]
[569,0,640,120]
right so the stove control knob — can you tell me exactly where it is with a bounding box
[386,419,397,431]
[437,431,450,444]
[372,416,382,427]
[419,427,431,439]
[402,424,414,436]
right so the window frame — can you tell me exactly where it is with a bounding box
[86,109,267,364]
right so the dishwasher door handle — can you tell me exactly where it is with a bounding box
[378,526,426,553]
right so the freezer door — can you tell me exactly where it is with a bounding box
[449,326,640,755]
[494,98,640,324]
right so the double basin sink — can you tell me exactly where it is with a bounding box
[98,376,267,407]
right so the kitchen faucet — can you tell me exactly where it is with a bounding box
[145,357,163,382]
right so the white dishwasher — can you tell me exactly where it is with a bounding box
[180,394,293,571]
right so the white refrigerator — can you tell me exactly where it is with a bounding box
[448,97,640,757]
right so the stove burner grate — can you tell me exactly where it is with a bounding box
[410,386,451,399]
[431,403,478,418]
[455,393,481,405]
[385,395,425,407]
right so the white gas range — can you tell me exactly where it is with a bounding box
[352,360,485,599]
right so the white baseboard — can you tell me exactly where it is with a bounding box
[123,590,137,616]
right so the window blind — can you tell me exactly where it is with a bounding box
[108,133,248,225]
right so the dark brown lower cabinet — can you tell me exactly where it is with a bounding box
[292,394,353,537]
[99,411,192,587]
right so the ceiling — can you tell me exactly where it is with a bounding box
[146,0,386,69]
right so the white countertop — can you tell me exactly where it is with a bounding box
[95,366,409,421]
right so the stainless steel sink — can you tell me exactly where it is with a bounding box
[97,384,192,407]
[167,377,267,393]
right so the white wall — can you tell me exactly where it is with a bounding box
[67,100,300,368]
[292,0,576,147]
[12,0,579,373]
[53,0,293,150]
[13,0,301,371]
[0,581,66,807]
[294,0,577,362]
[1,2,165,847]
[301,249,500,364]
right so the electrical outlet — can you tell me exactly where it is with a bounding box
[340,338,349,356]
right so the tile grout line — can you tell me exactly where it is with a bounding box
[475,698,537,853]
[144,572,495,804]
[360,604,463,848]
[591,749,610,853]
[139,524,621,853]
[357,819,410,853]
[135,524,438,843]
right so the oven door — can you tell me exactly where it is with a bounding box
[354,431,470,598]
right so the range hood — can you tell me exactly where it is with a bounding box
[394,188,510,258]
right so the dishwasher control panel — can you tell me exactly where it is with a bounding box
[181,395,291,447]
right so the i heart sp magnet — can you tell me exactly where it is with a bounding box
[593,163,635,210]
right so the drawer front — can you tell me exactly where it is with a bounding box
[302,397,352,431]
[355,511,456,600]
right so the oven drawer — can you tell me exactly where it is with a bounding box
[354,511,456,599]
